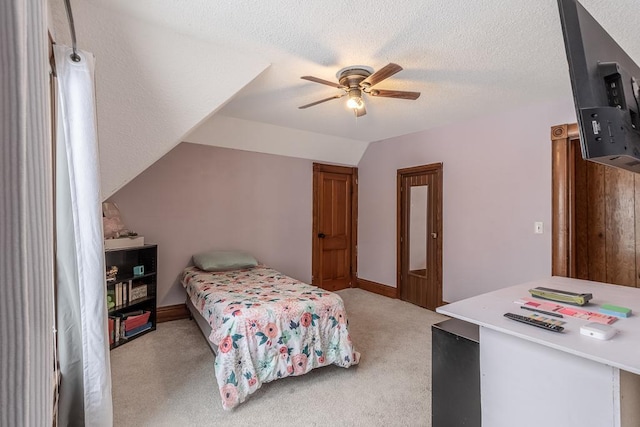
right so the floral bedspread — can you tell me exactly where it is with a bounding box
[181,265,360,410]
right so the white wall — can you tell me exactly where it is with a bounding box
[185,115,369,166]
[49,1,270,199]
[357,99,576,302]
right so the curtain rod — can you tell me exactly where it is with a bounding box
[63,0,81,62]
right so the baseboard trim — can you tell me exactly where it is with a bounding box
[157,303,190,323]
[356,278,397,299]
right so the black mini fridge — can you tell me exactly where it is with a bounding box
[431,318,481,427]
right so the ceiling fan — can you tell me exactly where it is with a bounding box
[298,63,420,117]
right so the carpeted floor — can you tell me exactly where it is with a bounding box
[110,288,448,426]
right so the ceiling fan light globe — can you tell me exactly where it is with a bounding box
[347,96,364,109]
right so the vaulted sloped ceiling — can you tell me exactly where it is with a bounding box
[49,1,270,198]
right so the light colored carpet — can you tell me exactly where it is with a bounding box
[110,288,448,426]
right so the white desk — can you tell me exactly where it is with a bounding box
[437,276,640,427]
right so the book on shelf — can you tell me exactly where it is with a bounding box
[108,317,115,345]
[124,322,152,338]
[111,280,150,309]
[109,315,123,345]
[115,282,122,307]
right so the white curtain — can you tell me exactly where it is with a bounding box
[54,44,113,427]
[1,0,54,425]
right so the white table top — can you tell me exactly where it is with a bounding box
[437,276,640,375]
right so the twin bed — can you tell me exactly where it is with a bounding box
[180,251,359,410]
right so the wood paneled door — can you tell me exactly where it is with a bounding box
[312,163,358,291]
[397,163,443,310]
[552,123,640,287]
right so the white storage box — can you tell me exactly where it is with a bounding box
[104,236,144,250]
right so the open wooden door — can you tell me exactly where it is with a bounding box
[397,163,443,310]
[552,123,640,287]
[312,163,357,291]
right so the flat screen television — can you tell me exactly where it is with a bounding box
[558,0,640,173]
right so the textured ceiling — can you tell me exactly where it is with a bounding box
[89,0,640,142]
[50,0,640,196]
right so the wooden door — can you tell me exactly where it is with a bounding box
[552,123,639,287]
[312,163,357,291]
[397,163,443,310]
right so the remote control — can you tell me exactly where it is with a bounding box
[503,312,564,333]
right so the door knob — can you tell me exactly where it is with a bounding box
[431,232,438,239]
[318,233,326,238]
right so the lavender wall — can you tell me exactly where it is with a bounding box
[110,99,576,307]
[108,142,313,307]
[357,99,576,303]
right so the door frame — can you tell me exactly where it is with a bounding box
[312,163,358,288]
[396,163,443,308]
[551,123,580,278]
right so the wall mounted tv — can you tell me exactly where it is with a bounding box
[558,0,640,173]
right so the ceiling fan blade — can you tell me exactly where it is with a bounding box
[298,93,345,109]
[355,105,366,117]
[300,76,345,89]
[370,89,421,100]
[361,63,403,88]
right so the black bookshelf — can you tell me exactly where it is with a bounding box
[105,244,157,349]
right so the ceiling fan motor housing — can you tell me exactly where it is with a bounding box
[337,67,372,89]
[347,88,362,99]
